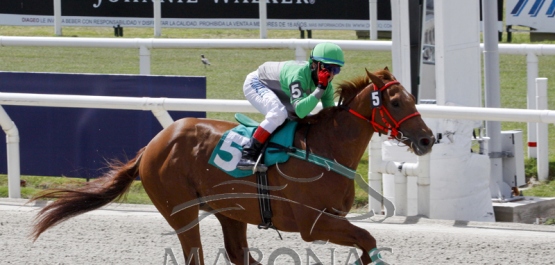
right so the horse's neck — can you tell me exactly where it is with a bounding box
[302,110,374,170]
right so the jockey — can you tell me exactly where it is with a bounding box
[237,42,345,170]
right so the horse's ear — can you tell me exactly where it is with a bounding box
[365,68,385,88]
[384,66,390,71]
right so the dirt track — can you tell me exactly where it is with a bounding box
[1,198,555,265]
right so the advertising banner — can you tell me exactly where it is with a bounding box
[0,72,205,178]
[0,0,393,31]
[506,0,555,32]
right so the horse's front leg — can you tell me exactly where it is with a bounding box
[293,208,382,265]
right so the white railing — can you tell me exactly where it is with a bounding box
[0,37,392,75]
[1,36,554,150]
[497,44,555,159]
[3,92,555,125]
[1,93,554,206]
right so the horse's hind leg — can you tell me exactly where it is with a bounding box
[144,179,205,264]
[164,205,206,265]
[215,213,259,265]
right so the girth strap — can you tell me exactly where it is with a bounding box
[254,165,283,239]
[253,149,282,239]
[256,167,273,229]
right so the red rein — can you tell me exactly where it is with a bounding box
[346,80,420,138]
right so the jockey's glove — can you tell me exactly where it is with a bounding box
[317,66,331,87]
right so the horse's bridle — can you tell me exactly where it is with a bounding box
[343,80,421,139]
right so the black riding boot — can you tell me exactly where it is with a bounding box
[237,138,264,170]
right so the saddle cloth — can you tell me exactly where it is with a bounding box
[208,114,297,178]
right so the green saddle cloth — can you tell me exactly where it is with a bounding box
[208,114,297,178]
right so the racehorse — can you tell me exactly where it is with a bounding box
[29,67,434,265]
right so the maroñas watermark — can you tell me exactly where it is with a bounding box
[164,246,392,265]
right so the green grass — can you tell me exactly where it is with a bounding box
[0,174,153,204]
[523,180,555,197]
[1,26,555,208]
[522,158,555,197]
[0,174,87,199]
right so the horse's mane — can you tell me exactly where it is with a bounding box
[298,69,395,125]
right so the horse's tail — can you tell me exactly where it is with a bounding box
[28,147,146,241]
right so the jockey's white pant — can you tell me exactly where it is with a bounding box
[243,70,288,134]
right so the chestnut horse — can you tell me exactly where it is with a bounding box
[29,68,434,264]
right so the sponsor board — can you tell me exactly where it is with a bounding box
[506,0,555,32]
[0,0,393,31]
[0,72,205,178]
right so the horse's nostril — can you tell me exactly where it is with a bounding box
[420,137,431,146]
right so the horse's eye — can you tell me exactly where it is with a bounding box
[391,100,400,107]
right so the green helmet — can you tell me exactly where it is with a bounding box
[309,42,345,67]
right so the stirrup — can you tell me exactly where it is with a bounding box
[237,157,257,171]
[237,159,256,170]
[252,154,267,173]
[237,154,267,172]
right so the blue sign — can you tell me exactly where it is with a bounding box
[507,0,555,32]
[0,72,206,178]
[511,0,555,17]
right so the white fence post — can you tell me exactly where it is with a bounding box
[393,171,408,216]
[368,133,383,214]
[140,45,151,75]
[369,0,378,40]
[536,77,549,181]
[295,45,307,62]
[527,52,539,158]
[258,0,268,39]
[153,0,162,37]
[54,0,62,36]
[145,98,174,128]
[416,153,430,217]
[0,106,20,199]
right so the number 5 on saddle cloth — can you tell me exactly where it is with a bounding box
[209,113,297,177]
